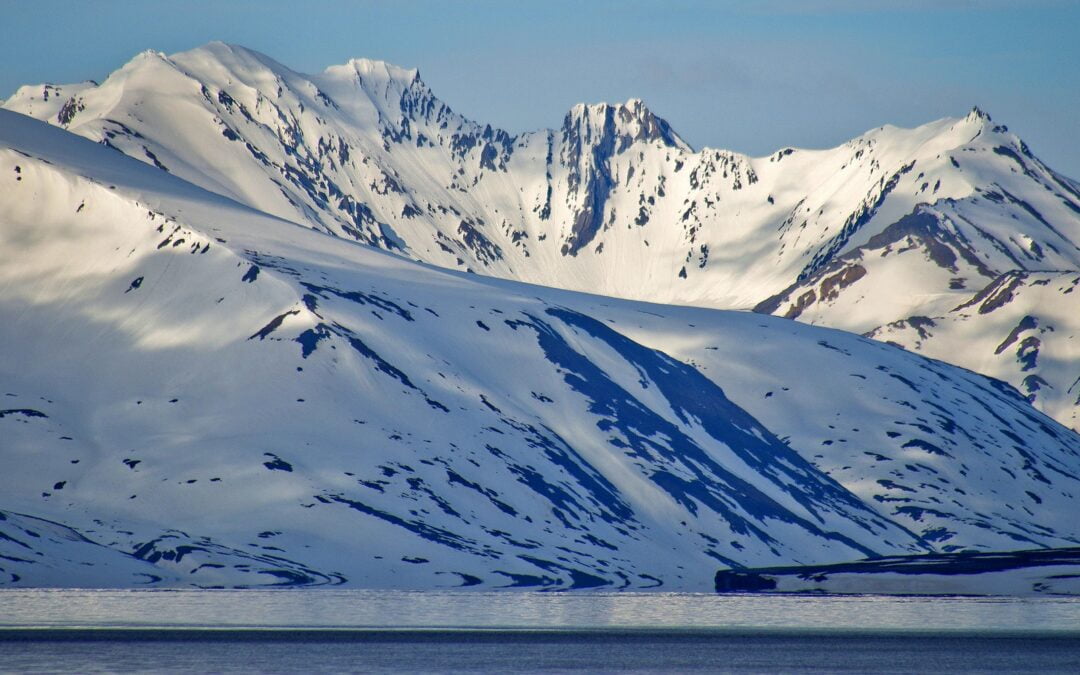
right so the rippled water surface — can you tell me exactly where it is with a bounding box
[2,590,1080,672]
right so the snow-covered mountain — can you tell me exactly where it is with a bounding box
[752,133,1080,427]
[7,42,1080,431]
[3,105,1080,589]
[4,43,1080,589]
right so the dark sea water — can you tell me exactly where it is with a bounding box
[2,590,1080,673]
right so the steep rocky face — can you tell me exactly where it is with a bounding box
[556,99,689,256]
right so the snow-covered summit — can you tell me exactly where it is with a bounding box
[325,57,421,86]
[561,98,690,152]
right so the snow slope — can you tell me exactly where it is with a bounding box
[3,108,1080,589]
[7,43,1080,431]
[0,509,180,587]
[869,271,1080,430]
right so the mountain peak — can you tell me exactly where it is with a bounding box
[562,98,689,152]
[123,48,170,69]
[324,57,420,87]
[966,105,992,123]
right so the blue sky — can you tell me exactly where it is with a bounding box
[4,0,1078,176]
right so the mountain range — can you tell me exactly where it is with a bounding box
[2,43,1079,590]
